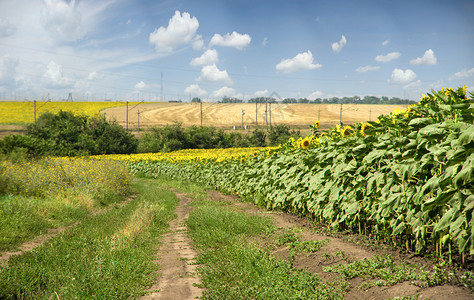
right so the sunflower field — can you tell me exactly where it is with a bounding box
[0,101,139,124]
[102,86,473,265]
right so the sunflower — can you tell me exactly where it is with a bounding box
[341,125,352,137]
[301,137,311,149]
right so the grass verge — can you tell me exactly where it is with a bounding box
[0,157,132,251]
[0,178,178,299]
[185,195,344,299]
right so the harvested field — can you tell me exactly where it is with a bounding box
[102,103,409,130]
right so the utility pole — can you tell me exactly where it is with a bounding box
[339,103,343,126]
[318,106,321,121]
[241,108,245,129]
[255,101,258,126]
[200,101,203,127]
[137,110,140,131]
[126,101,129,131]
[269,102,272,128]
[265,100,268,129]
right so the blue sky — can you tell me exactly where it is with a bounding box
[0,0,473,101]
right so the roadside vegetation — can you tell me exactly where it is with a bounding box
[0,157,131,251]
[0,178,178,299]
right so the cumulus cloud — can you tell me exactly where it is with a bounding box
[0,18,16,37]
[211,86,236,98]
[355,65,380,73]
[43,61,74,88]
[375,52,401,62]
[198,64,231,83]
[276,51,322,73]
[262,37,268,47]
[41,0,85,42]
[191,34,204,50]
[254,89,268,97]
[190,49,219,66]
[149,11,200,53]
[331,35,347,52]
[134,81,146,89]
[209,31,251,50]
[184,84,207,97]
[388,68,416,84]
[451,67,474,79]
[410,49,437,65]
[382,40,390,46]
[308,91,324,100]
[87,71,103,81]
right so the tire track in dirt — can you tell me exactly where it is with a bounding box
[0,195,136,266]
[142,191,202,300]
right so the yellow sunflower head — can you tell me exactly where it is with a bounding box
[341,125,352,137]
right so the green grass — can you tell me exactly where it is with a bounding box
[0,178,179,299]
[186,200,344,299]
[0,157,133,251]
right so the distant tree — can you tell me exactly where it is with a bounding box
[298,98,310,104]
[191,97,201,103]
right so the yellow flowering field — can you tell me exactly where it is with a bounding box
[93,147,275,163]
[0,157,131,199]
[0,101,141,124]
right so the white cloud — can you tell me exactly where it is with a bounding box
[331,35,347,52]
[209,31,251,50]
[410,49,437,65]
[262,37,268,47]
[43,61,74,89]
[389,68,416,84]
[198,64,231,83]
[192,34,204,50]
[41,0,85,42]
[211,86,236,98]
[308,91,324,100]
[134,81,146,89]
[382,40,390,46]
[276,51,322,73]
[0,18,16,37]
[184,84,207,97]
[87,71,103,81]
[355,65,380,73]
[126,19,131,25]
[451,67,474,78]
[190,49,219,66]
[375,52,401,62]
[254,89,268,97]
[149,11,200,53]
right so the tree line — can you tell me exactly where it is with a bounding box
[0,111,300,159]
[193,96,416,105]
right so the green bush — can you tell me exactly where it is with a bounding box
[22,110,137,156]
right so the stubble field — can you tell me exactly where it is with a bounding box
[101,102,410,130]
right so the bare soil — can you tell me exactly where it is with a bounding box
[206,190,473,300]
[142,191,203,300]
